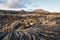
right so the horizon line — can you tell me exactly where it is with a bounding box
[0,8,60,12]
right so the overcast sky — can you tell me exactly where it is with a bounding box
[0,0,60,12]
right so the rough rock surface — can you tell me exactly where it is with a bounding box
[0,9,60,40]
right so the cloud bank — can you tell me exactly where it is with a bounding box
[0,0,18,8]
[0,0,37,9]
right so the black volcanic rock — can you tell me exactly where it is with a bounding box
[0,9,60,40]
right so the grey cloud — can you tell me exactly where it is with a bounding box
[10,0,33,8]
[0,0,7,3]
[0,0,38,9]
[12,3,26,8]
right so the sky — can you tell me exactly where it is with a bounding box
[0,0,60,12]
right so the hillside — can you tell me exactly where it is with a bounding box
[0,9,60,40]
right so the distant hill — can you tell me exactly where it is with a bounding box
[0,9,60,14]
[31,9,49,13]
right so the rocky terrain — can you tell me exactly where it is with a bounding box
[0,9,60,40]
